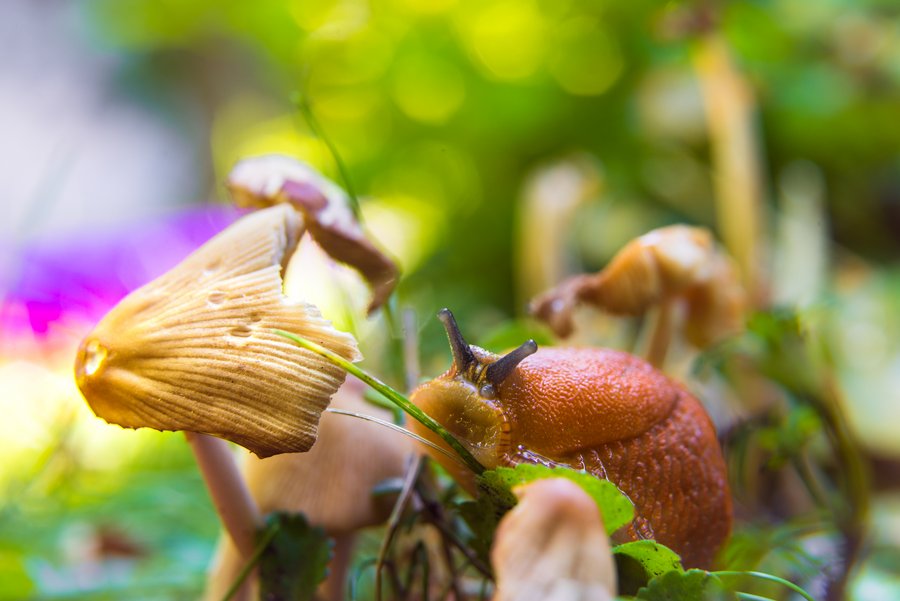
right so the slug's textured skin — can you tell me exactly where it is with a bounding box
[411,345,732,569]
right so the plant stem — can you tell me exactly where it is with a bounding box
[402,308,421,394]
[713,571,816,601]
[644,299,674,369]
[376,455,423,601]
[692,33,767,306]
[185,432,262,559]
[294,96,361,218]
[220,521,280,601]
[276,329,486,475]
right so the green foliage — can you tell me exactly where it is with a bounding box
[455,463,636,570]
[481,464,635,535]
[613,540,684,594]
[636,570,734,601]
[258,512,333,601]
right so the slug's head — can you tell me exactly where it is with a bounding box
[410,309,537,473]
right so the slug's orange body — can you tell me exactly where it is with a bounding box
[411,311,732,569]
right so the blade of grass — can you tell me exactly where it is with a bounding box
[713,570,816,601]
[275,329,485,476]
[220,521,280,601]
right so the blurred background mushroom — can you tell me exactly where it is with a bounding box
[530,224,746,367]
[203,377,414,601]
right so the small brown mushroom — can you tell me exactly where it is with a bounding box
[491,478,617,601]
[530,224,745,356]
[227,155,399,314]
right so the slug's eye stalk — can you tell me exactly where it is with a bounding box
[438,308,476,375]
[485,339,538,389]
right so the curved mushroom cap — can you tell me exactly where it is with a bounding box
[227,155,398,313]
[74,204,360,458]
[531,224,745,346]
[492,478,616,601]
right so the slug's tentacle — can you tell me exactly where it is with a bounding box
[438,308,476,375]
[485,340,538,389]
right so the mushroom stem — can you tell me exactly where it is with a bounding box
[185,432,262,558]
[644,299,674,369]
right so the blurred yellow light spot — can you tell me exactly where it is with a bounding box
[362,197,444,274]
[399,0,458,15]
[391,54,466,124]
[310,85,382,121]
[459,0,545,80]
[290,0,369,38]
[549,19,624,96]
[212,98,335,184]
[306,28,395,86]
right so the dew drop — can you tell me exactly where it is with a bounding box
[229,325,253,338]
[207,291,227,306]
[202,260,221,278]
[82,340,108,377]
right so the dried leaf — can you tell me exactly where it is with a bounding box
[227,155,399,313]
[74,204,360,458]
[491,478,617,601]
[531,225,745,347]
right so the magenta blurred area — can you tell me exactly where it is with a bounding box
[0,206,241,346]
[0,0,230,349]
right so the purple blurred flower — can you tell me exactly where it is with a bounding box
[0,205,243,339]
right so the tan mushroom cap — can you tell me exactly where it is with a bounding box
[74,204,360,458]
[491,478,617,601]
[531,224,745,347]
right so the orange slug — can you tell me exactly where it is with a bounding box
[410,309,732,569]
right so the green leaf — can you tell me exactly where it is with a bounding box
[613,540,683,594]
[481,463,635,535]
[258,512,333,601]
[637,569,736,601]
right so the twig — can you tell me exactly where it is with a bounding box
[377,455,424,601]
[413,490,493,580]
[403,308,421,394]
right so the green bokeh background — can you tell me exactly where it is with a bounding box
[2,0,899,598]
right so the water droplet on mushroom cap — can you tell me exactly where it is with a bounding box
[77,339,108,380]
